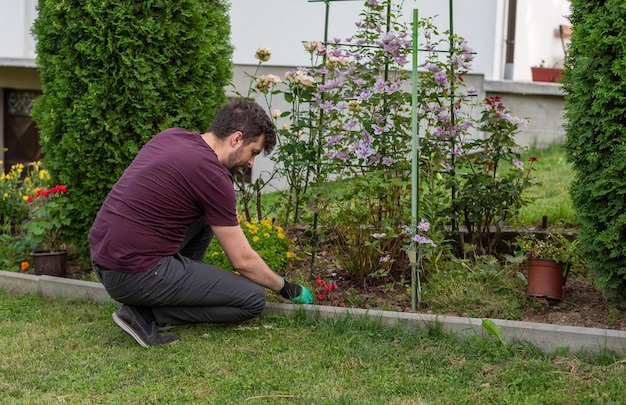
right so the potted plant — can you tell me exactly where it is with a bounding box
[25,184,73,277]
[531,60,564,83]
[513,231,585,300]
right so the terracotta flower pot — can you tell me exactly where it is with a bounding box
[531,67,563,83]
[526,258,566,300]
[31,250,68,277]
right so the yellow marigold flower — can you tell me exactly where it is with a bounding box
[263,233,270,238]
[244,222,258,234]
[22,195,29,201]
[237,214,243,223]
[287,252,297,259]
[252,236,260,243]
[261,219,273,228]
[2,193,8,200]
[211,252,219,257]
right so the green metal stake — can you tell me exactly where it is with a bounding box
[410,8,421,311]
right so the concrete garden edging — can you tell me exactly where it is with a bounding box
[1,269,625,355]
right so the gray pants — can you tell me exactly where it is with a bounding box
[94,219,266,326]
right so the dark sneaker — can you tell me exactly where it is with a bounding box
[112,305,179,347]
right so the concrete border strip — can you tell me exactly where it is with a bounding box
[1,270,625,355]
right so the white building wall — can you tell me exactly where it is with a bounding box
[0,0,37,61]
[514,0,572,81]
[1,0,572,79]
[231,0,503,80]
[230,0,570,82]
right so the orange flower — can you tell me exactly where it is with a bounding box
[20,261,29,272]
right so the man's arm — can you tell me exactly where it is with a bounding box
[211,225,284,291]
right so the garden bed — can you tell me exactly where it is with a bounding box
[59,234,626,333]
[279,230,626,332]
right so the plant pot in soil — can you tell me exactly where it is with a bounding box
[31,250,68,277]
[526,258,566,300]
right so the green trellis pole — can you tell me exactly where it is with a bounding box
[410,8,421,311]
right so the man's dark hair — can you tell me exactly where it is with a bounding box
[208,99,276,154]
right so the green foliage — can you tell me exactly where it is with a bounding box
[320,174,412,282]
[0,222,29,272]
[204,218,294,272]
[450,97,537,255]
[24,185,73,252]
[482,319,508,347]
[563,0,626,308]
[31,0,233,257]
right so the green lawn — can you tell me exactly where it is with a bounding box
[1,289,625,404]
[517,143,577,227]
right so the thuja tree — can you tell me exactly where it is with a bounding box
[31,0,232,257]
[563,0,626,308]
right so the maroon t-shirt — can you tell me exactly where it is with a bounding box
[88,128,238,272]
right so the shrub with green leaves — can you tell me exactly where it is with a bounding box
[563,0,626,308]
[205,219,294,272]
[31,0,233,258]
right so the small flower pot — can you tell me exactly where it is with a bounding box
[31,250,68,277]
[531,67,563,83]
[526,258,566,300]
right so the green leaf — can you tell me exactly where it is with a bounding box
[482,319,508,347]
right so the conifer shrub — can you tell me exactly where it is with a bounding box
[31,0,233,257]
[563,0,626,308]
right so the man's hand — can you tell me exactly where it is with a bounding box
[277,279,314,304]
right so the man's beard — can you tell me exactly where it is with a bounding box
[226,147,247,173]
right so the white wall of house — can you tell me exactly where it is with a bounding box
[1,0,572,78]
[230,0,571,82]
[0,0,37,63]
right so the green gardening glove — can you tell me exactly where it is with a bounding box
[277,278,314,304]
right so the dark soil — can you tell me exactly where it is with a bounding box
[285,238,626,333]
[302,266,626,331]
[521,278,626,331]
